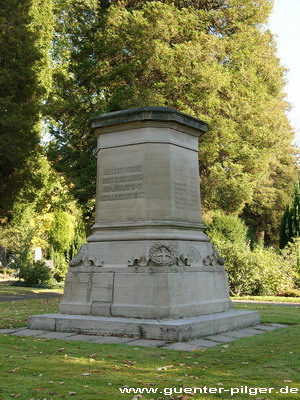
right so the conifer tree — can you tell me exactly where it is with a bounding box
[0,0,54,221]
[47,0,297,241]
[280,180,300,248]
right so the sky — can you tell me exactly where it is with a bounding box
[269,0,300,145]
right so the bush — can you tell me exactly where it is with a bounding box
[0,267,15,276]
[17,260,54,287]
[205,212,249,245]
[277,288,300,297]
[215,240,296,296]
[205,212,297,296]
[280,238,300,287]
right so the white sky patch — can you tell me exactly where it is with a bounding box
[269,0,300,145]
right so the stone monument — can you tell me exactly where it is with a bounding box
[29,107,259,340]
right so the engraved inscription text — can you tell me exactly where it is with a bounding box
[100,165,144,201]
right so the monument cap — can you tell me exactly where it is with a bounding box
[91,106,208,134]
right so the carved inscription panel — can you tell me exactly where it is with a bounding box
[100,165,145,202]
[173,163,199,212]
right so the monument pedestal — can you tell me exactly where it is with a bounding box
[29,107,259,340]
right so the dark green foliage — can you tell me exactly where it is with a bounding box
[277,288,300,297]
[205,212,248,245]
[17,260,54,287]
[47,0,296,238]
[280,180,300,248]
[0,0,53,221]
[13,249,54,287]
[207,213,296,295]
[47,209,86,281]
[0,268,15,276]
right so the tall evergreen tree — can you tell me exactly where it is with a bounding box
[280,180,300,248]
[0,0,54,222]
[47,0,297,241]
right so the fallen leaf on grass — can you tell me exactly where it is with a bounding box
[8,368,20,373]
[123,360,136,365]
[157,365,174,371]
[69,392,77,395]
[283,380,292,383]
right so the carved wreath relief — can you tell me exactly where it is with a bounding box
[203,245,224,266]
[149,242,177,266]
[69,243,103,268]
[128,241,200,268]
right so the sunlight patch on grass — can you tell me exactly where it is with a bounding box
[232,295,300,303]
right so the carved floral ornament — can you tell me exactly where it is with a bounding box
[69,243,103,268]
[203,246,225,266]
[128,241,201,268]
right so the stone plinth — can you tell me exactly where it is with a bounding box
[29,107,260,339]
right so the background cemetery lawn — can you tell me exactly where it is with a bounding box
[0,299,299,400]
[232,296,300,303]
[0,285,63,296]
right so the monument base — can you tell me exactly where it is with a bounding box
[28,310,260,341]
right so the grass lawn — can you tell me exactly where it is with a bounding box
[0,300,299,399]
[232,296,300,303]
[0,298,61,328]
[0,282,63,296]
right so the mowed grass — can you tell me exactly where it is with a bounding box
[0,282,63,296]
[0,299,299,400]
[0,325,299,400]
[234,303,300,325]
[0,298,61,328]
[232,295,300,303]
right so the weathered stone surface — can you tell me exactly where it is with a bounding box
[0,328,24,334]
[235,328,266,335]
[39,331,77,339]
[28,310,260,341]
[29,107,260,340]
[164,342,198,351]
[205,334,237,343]
[223,330,255,339]
[89,336,134,344]
[12,329,46,337]
[253,324,282,331]
[126,339,166,347]
[184,338,221,348]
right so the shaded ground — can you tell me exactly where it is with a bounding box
[0,292,63,302]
